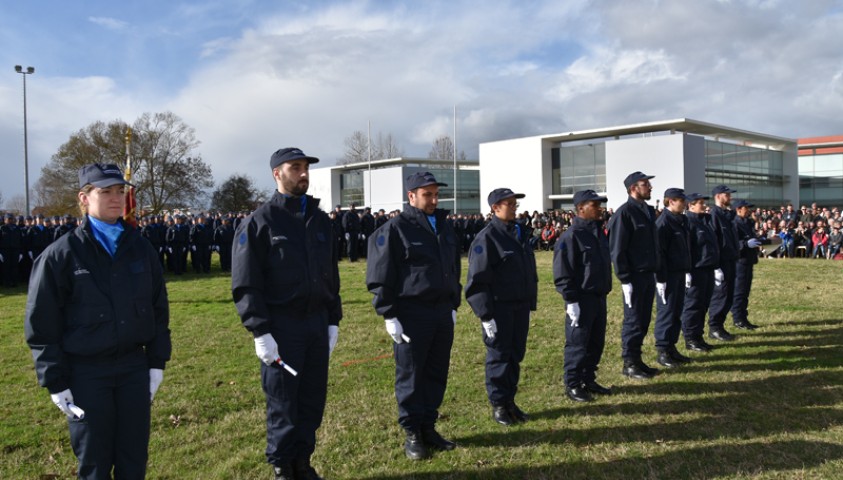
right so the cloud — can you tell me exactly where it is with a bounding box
[88,16,129,31]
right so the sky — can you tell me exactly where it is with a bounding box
[2,0,842,209]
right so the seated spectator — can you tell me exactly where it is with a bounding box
[829,223,842,259]
[812,225,829,259]
[778,223,795,258]
[540,223,558,250]
[794,221,812,254]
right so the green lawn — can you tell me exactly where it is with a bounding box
[2,254,843,479]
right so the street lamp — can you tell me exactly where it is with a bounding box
[14,65,35,215]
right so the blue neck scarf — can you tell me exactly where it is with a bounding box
[427,214,437,234]
[88,215,124,257]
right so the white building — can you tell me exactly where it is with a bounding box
[479,118,798,212]
[309,157,481,213]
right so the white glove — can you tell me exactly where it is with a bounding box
[149,368,164,402]
[18,254,23,262]
[747,238,762,248]
[621,283,633,308]
[168,247,173,253]
[714,268,724,287]
[481,319,497,339]
[385,318,404,344]
[29,251,34,260]
[452,310,457,325]
[50,389,85,419]
[328,325,339,356]
[685,273,692,289]
[191,245,196,251]
[254,333,281,365]
[344,233,350,240]
[656,282,667,304]
[0,253,4,262]
[566,302,580,328]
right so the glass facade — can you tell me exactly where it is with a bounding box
[421,168,481,213]
[704,140,786,207]
[799,153,843,207]
[551,144,607,195]
[340,171,365,207]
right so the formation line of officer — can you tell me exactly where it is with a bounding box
[25,156,770,478]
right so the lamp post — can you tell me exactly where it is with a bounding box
[14,65,35,215]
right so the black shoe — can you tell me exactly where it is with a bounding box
[709,329,735,341]
[404,430,430,460]
[421,427,456,451]
[656,351,679,368]
[638,360,660,376]
[492,405,517,426]
[584,381,612,395]
[566,385,594,402]
[734,321,759,330]
[293,457,324,480]
[686,338,714,352]
[507,402,529,422]
[622,362,654,380]
[668,346,692,363]
[273,464,296,480]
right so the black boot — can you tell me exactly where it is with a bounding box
[566,384,594,402]
[584,381,612,395]
[404,430,429,460]
[669,345,692,363]
[507,401,529,422]
[709,328,735,341]
[273,464,295,480]
[734,320,759,330]
[293,456,323,480]
[421,427,456,451]
[686,337,714,352]
[492,405,516,426]
[622,359,654,380]
[656,350,679,368]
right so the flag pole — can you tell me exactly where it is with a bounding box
[123,127,138,228]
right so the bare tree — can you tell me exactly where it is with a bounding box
[428,135,466,161]
[341,130,405,164]
[6,194,26,215]
[34,112,213,216]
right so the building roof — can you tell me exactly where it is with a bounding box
[316,156,479,172]
[485,118,796,151]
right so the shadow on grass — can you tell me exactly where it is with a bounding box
[360,440,843,479]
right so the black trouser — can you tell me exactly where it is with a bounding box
[393,303,454,432]
[731,262,754,325]
[1,248,19,287]
[482,301,530,406]
[620,271,656,361]
[346,232,360,261]
[67,350,150,480]
[654,271,686,350]
[708,261,736,330]
[170,245,187,274]
[218,245,232,272]
[681,267,714,340]
[564,293,607,388]
[262,309,329,466]
[192,245,210,273]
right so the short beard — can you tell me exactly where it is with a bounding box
[280,174,308,196]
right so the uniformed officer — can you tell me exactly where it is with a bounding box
[189,215,213,273]
[607,171,661,380]
[213,216,234,272]
[25,163,171,479]
[708,185,739,341]
[0,212,23,287]
[166,215,189,275]
[342,204,361,261]
[366,171,461,461]
[231,147,341,480]
[465,188,537,424]
[681,193,719,352]
[731,199,769,330]
[554,190,613,402]
[653,188,693,368]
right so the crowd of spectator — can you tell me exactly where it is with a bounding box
[1,201,839,289]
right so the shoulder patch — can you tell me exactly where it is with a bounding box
[377,234,386,247]
[473,245,484,255]
[239,232,247,245]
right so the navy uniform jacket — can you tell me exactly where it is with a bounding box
[166,223,189,246]
[734,215,768,265]
[0,223,23,249]
[24,218,171,394]
[553,216,613,302]
[189,223,213,247]
[231,192,342,336]
[686,211,720,269]
[342,210,360,233]
[710,205,739,263]
[465,216,538,320]
[366,205,461,318]
[607,197,660,284]
[655,210,692,283]
[213,224,234,248]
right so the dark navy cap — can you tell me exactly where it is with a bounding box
[573,189,608,207]
[78,163,133,189]
[663,188,688,199]
[686,193,710,202]
[487,188,525,206]
[734,199,754,208]
[270,147,319,169]
[406,171,447,191]
[3,213,13,219]
[623,171,655,189]
[711,184,736,195]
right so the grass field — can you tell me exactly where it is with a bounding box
[2,253,843,479]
